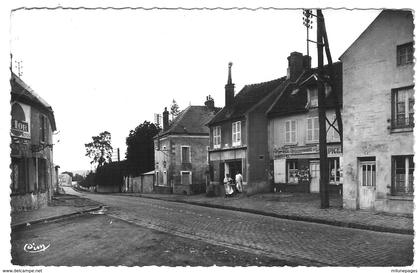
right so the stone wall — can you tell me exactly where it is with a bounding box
[10,192,49,212]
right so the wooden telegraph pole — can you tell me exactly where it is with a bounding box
[304,9,343,208]
[316,9,329,208]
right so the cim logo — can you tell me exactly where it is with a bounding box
[23,242,50,253]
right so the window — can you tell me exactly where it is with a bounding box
[285,120,297,144]
[232,121,241,146]
[397,42,414,66]
[360,159,376,187]
[307,117,319,142]
[328,158,341,183]
[40,114,47,143]
[392,87,414,129]
[327,115,340,142]
[213,126,221,148]
[307,88,318,107]
[181,171,192,185]
[392,155,414,196]
[181,146,191,163]
[38,158,48,192]
[287,160,298,184]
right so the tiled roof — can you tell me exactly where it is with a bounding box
[157,105,221,137]
[208,77,286,125]
[10,72,57,131]
[266,62,342,117]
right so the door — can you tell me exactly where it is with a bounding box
[274,159,286,183]
[163,171,167,186]
[359,160,376,209]
[309,161,320,193]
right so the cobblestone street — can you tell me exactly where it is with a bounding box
[69,188,413,266]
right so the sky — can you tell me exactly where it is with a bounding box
[8,7,381,172]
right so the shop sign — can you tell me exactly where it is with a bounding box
[274,144,342,159]
[11,102,31,139]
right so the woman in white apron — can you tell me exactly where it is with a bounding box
[223,173,234,197]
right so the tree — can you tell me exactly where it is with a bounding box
[85,131,113,169]
[126,121,160,176]
[170,99,181,121]
[73,173,84,182]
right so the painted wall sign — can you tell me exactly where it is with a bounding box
[11,102,31,139]
[274,144,342,159]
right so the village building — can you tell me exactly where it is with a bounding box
[266,52,343,194]
[153,96,220,195]
[207,62,290,195]
[58,173,72,187]
[340,10,414,214]
[10,72,57,211]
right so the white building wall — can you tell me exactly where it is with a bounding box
[341,10,414,213]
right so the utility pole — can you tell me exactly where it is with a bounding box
[317,9,329,208]
[302,9,343,208]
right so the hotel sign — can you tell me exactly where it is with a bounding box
[274,144,342,159]
[11,102,31,139]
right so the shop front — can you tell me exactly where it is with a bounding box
[273,144,343,194]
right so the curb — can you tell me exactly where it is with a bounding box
[132,194,413,235]
[11,206,103,231]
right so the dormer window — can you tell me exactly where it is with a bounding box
[307,88,318,107]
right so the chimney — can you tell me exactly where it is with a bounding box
[303,55,312,71]
[225,62,235,107]
[205,95,215,109]
[287,52,304,81]
[162,107,169,131]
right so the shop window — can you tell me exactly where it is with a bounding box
[213,126,221,148]
[392,155,414,196]
[287,160,299,184]
[232,121,241,146]
[285,120,297,144]
[328,158,341,183]
[392,87,414,129]
[307,117,319,142]
[397,42,413,66]
[181,146,191,163]
[11,157,27,194]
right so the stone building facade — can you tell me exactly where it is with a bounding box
[340,10,414,214]
[10,72,57,211]
[154,97,219,195]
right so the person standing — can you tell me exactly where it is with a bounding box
[235,172,243,193]
[223,173,234,197]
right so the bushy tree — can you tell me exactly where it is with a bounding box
[85,131,113,169]
[126,121,160,176]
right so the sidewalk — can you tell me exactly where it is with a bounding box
[117,192,413,235]
[11,194,102,229]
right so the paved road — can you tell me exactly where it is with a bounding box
[68,188,414,266]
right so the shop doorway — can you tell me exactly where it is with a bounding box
[309,161,320,193]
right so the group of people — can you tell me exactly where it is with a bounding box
[223,172,243,197]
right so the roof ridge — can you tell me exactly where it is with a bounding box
[244,76,286,88]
